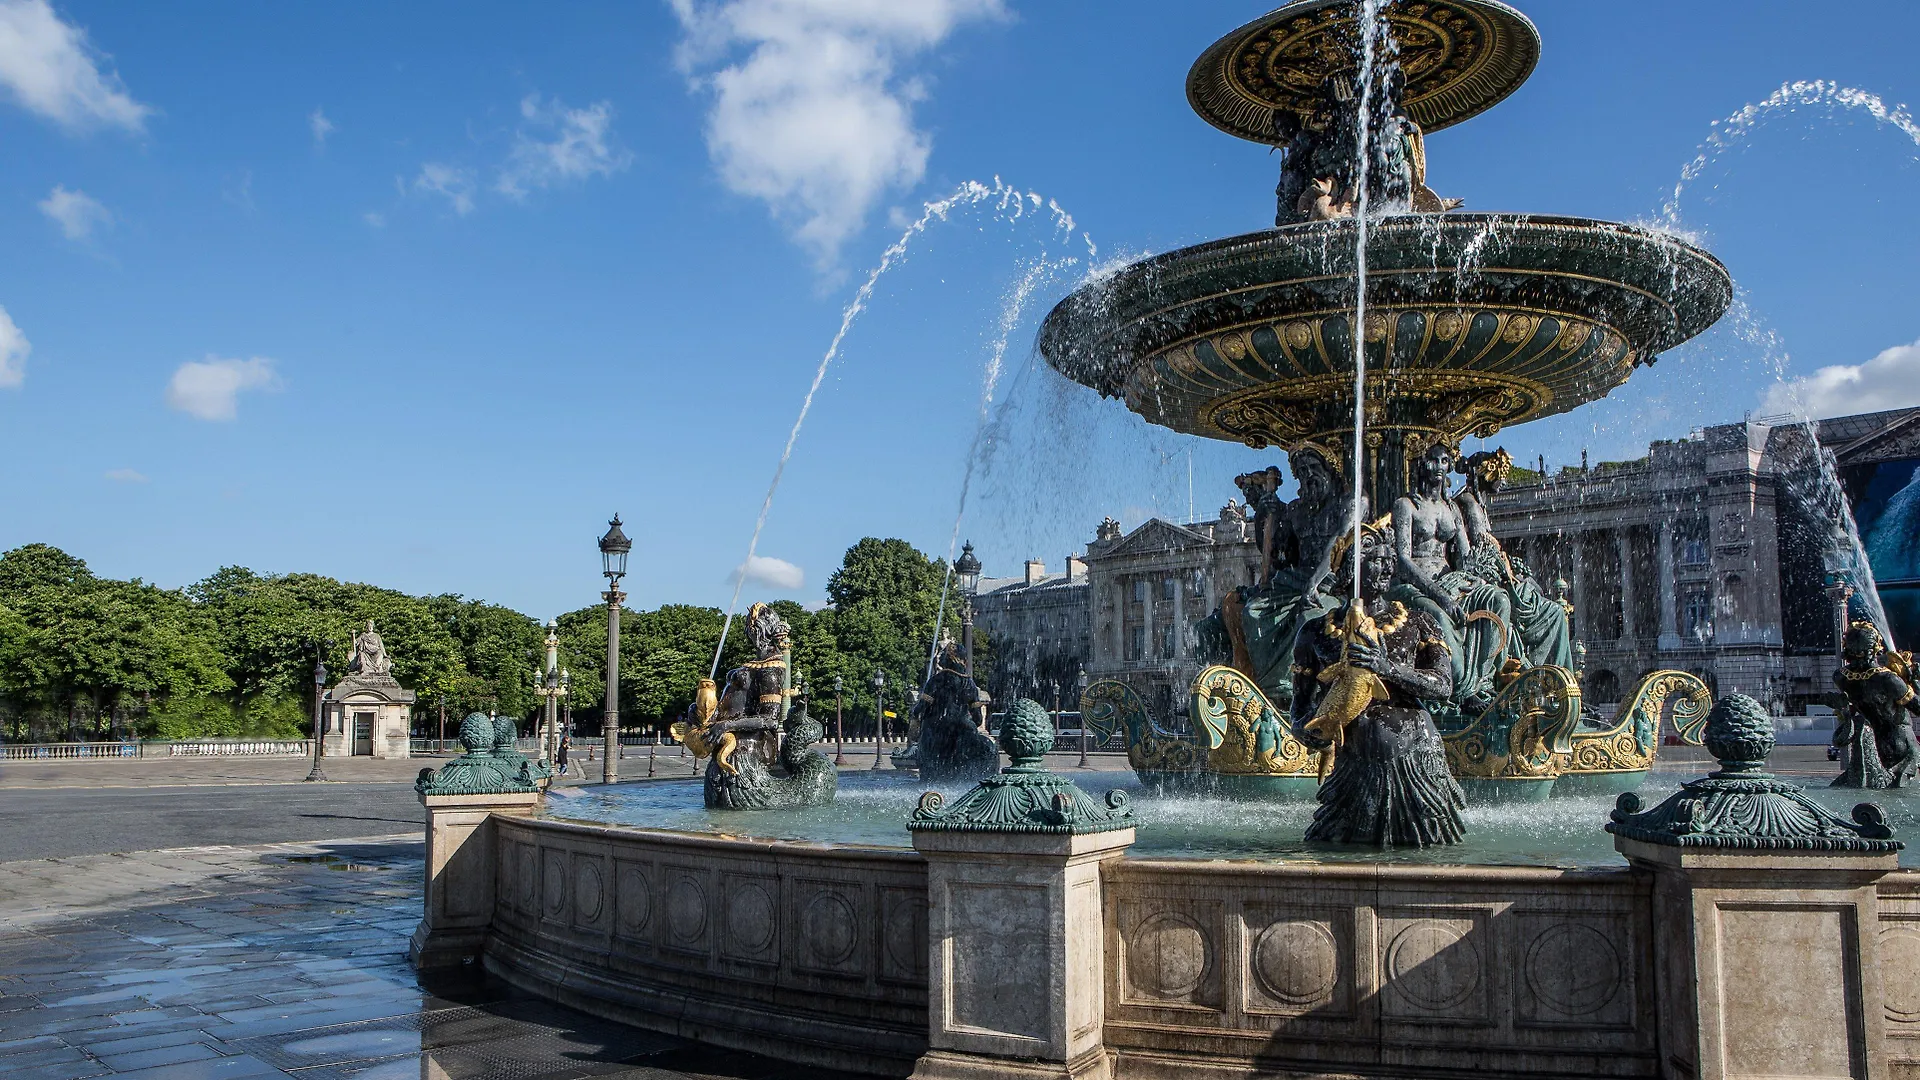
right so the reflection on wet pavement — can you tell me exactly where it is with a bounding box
[0,835,856,1080]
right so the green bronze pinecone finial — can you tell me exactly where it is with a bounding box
[908,698,1133,835]
[1606,694,1900,852]
[415,712,545,796]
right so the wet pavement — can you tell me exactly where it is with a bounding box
[0,836,859,1080]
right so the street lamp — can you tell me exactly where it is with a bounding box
[870,670,887,770]
[598,515,631,784]
[955,541,982,675]
[1077,668,1091,768]
[832,675,845,765]
[533,620,567,764]
[304,641,332,783]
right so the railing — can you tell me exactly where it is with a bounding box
[1,739,313,761]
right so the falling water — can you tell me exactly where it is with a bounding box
[1660,80,1920,228]
[710,179,1090,678]
[924,253,1082,681]
[1347,0,1391,599]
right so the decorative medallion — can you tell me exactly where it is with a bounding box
[1523,923,1622,1015]
[1251,919,1340,1007]
[1187,0,1541,144]
[1127,910,1213,1000]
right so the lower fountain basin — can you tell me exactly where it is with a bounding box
[545,768,1920,869]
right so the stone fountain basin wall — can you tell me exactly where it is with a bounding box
[477,817,1919,1079]
[483,817,931,1077]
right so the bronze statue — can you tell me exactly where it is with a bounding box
[1292,523,1465,846]
[1388,442,1515,715]
[673,602,836,809]
[909,637,999,785]
[1454,448,1573,671]
[1832,620,1920,789]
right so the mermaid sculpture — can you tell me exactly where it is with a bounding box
[908,636,999,785]
[673,602,837,809]
[1292,524,1465,846]
[1832,620,1920,789]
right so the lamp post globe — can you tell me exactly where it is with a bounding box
[598,515,631,785]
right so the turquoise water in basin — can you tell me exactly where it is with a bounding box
[546,768,1920,869]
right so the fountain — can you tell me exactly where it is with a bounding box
[407,4,1919,1077]
[1059,0,1727,802]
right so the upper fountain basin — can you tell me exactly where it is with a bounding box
[1038,214,1732,451]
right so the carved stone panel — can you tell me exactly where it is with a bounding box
[1514,914,1631,1030]
[1883,924,1920,1031]
[1242,905,1351,1018]
[570,852,607,932]
[1117,899,1223,1013]
[514,841,537,914]
[792,879,865,978]
[660,864,712,958]
[1714,904,1862,1078]
[946,881,1049,1042]
[613,858,652,942]
[879,884,927,985]
[540,847,568,923]
[720,872,780,967]
[1379,909,1491,1026]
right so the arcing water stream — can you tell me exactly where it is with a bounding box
[710,179,1092,679]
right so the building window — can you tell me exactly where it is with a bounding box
[1680,539,1709,566]
[1191,569,1208,596]
[1158,624,1175,659]
[1160,577,1176,601]
[1128,626,1145,661]
[1131,579,1147,604]
[1683,589,1712,640]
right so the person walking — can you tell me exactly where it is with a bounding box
[556,735,572,778]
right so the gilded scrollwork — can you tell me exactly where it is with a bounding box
[1441,664,1582,781]
[1082,679,1206,778]
[1190,665,1322,777]
[1554,669,1711,775]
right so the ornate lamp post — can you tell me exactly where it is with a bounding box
[832,675,845,765]
[598,515,631,785]
[1076,668,1091,768]
[871,669,887,770]
[533,620,567,763]
[955,541,982,675]
[304,641,332,783]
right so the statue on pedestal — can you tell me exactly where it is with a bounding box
[672,602,836,810]
[350,620,393,678]
[1291,524,1465,846]
[1832,621,1920,789]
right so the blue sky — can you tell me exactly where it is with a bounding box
[5,0,1920,619]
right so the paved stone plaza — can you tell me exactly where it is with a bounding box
[0,834,857,1080]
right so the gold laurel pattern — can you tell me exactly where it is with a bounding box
[1442,664,1581,780]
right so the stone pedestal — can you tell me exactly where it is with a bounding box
[325,674,416,759]
[911,827,1134,1080]
[906,696,1137,1080]
[1617,838,1897,1080]
[411,789,542,971]
[1607,693,1904,1080]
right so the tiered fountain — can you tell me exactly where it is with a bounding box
[408,5,1916,1078]
[1060,0,1729,802]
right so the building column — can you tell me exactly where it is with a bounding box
[1616,528,1637,644]
[1140,578,1154,668]
[1568,532,1588,646]
[1657,521,1682,652]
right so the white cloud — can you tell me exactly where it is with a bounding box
[412,163,475,215]
[496,94,629,198]
[0,0,147,133]
[37,184,108,240]
[1763,337,1920,419]
[730,554,805,590]
[362,211,385,228]
[104,467,146,483]
[309,106,333,146]
[669,0,1004,266]
[0,304,26,388]
[165,356,277,421]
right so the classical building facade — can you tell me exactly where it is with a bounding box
[1080,506,1262,724]
[971,556,1091,706]
[1487,406,1920,714]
